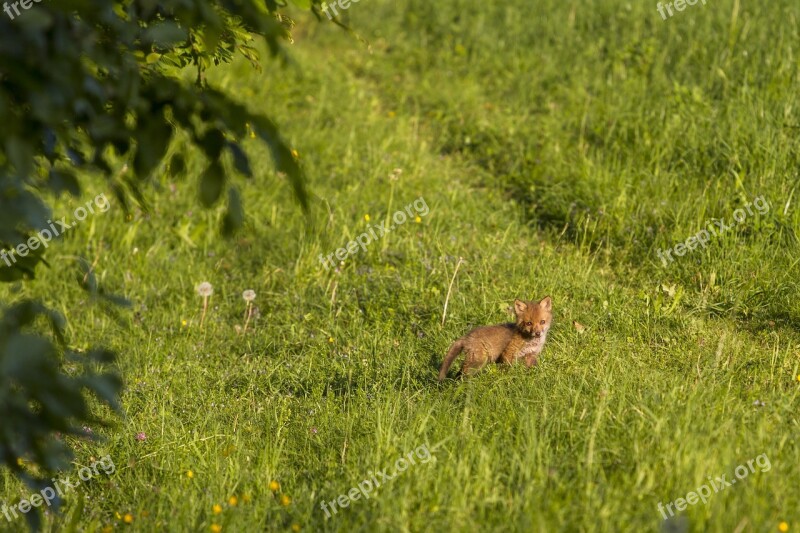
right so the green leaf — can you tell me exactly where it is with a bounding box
[251,116,308,210]
[227,142,252,178]
[142,22,188,46]
[199,161,226,207]
[169,153,186,177]
[48,169,81,197]
[199,129,225,160]
[83,373,123,412]
[23,504,42,533]
[76,258,98,294]
[6,136,34,176]
[133,114,173,179]
[201,26,222,53]
[222,186,244,236]
[0,238,48,281]
[64,491,85,533]
[87,348,117,364]
[17,7,53,31]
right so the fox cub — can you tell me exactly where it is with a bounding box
[438,297,552,381]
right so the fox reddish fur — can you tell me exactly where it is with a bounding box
[438,297,552,381]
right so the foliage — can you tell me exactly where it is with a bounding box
[0,0,322,528]
[0,301,120,531]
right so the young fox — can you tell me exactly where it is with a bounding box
[438,297,552,381]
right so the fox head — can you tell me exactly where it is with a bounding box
[514,297,552,338]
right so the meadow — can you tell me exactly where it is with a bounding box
[1,0,800,531]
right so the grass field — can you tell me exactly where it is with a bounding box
[2,0,800,531]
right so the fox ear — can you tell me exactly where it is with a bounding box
[514,299,528,314]
[539,296,552,311]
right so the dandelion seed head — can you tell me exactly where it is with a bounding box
[197,282,214,297]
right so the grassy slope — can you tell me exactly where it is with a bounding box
[2,0,800,531]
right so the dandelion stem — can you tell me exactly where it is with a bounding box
[242,302,253,335]
[200,295,209,328]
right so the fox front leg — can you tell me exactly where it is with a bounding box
[524,353,539,367]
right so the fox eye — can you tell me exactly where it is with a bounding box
[540,320,545,325]
[526,321,532,326]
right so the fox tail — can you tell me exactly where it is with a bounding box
[438,338,465,381]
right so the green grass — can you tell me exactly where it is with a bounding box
[2,0,800,531]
